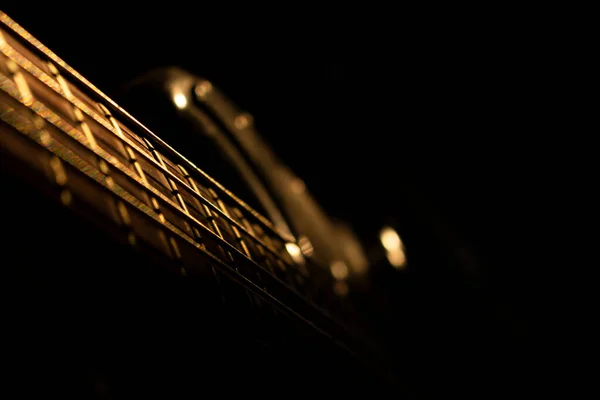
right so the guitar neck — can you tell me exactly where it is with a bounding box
[0,11,396,385]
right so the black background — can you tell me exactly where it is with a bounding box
[3,5,547,398]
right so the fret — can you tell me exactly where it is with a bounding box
[135,154,177,202]
[177,183,213,225]
[4,58,32,104]
[97,103,124,138]
[142,137,191,216]
[207,187,254,259]
[156,197,194,238]
[121,145,149,185]
[118,119,150,153]
[148,196,166,224]
[159,152,187,181]
[72,106,98,150]
[46,62,72,99]
[87,116,132,167]
[182,166,215,201]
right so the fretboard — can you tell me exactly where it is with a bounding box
[0,11,392,379]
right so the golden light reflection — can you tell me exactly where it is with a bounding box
[173,92,187,109]
[285,242,305,265]
[380,227,401,251]
[379,226,407,269]
[330,260,349,280]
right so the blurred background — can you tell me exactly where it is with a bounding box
[3,4,546,398]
